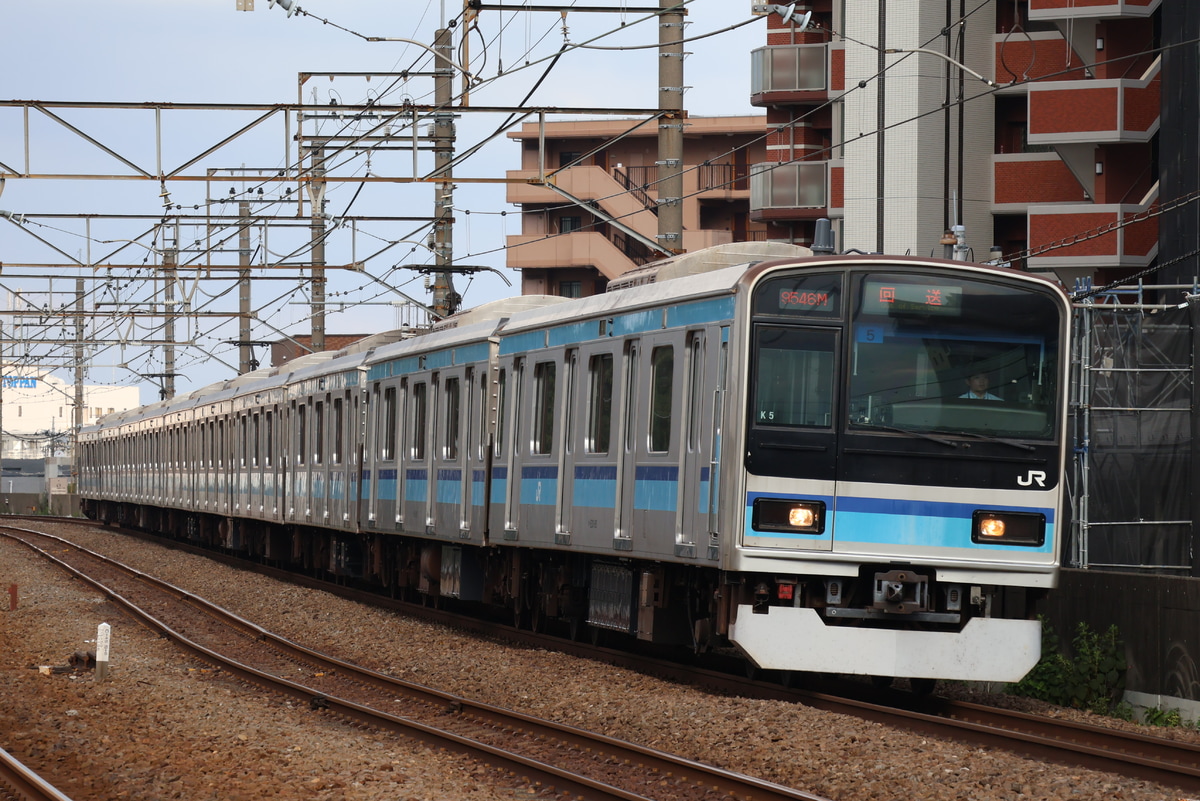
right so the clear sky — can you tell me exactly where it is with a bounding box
[1,0,766,404]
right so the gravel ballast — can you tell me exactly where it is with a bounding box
[1,524,1194,801]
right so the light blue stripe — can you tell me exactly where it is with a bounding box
[501,329,548,355]
[405,479,427,503]
[665,296,735,328]
[520,477,558,506]
[575,478,616,508]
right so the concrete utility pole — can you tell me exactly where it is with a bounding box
[657,0,685,253]
[431,26,459,317]
[308,142,328,352]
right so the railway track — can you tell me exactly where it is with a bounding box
[1,522,828,801]
[11,516,1200,796]
[0,745,72,801]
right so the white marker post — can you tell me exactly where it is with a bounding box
[95,623,111,681]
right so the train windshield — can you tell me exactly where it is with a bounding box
[847,273,1061,440]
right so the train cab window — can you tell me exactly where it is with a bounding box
[444,378,461,460]
[381,387,397,461]
[533,361,556,455]
[649,345,674,452]
[332,398,344,464]
[753,327,835,428]
[586,353,613,454]
[411,382,427,460]
[314,401,325,464]
[849,274,1061,439]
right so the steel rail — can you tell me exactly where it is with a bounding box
[2,523,830,801]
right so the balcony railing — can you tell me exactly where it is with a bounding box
[750,161,827,212]
[751,44,828,94]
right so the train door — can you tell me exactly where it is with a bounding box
[677,330,710,557]
[503,358,525,539]
[329,392,346,525]
[744,324,840,552]
[556,349,579,544]
[614,340,640,547]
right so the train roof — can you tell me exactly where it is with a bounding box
[606,241,811,292]
[499,242,814,337]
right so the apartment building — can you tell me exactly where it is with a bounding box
[505,115,770,297]
[751,0,1170,287]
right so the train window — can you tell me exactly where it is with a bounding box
[332,398,344,464]
[265,411,273,468]
[472,371,482,460]
[533,361,556,455]
[649,346,674,453]
[586,353,614,454]
[444,377,461,460]
[314,401,325,464]
[296,405,306,466]
[623,345,639,453]
[240,416,249,467]
[753,327,835,428]
[411,383,427,460]
[218,420,226,468]
[495,369,507,457]
[381,387,397,461]
[252,413,261,467]
[686,335,704,452]
[564,352,577,455]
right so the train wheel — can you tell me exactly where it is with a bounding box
[871,676,894,689]
[910,678,937,696]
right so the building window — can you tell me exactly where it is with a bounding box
[559,281,582,298]
[559,151,582,169]
[560,216,582,234]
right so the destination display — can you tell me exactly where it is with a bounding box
[861,278,963,317]
[753,273,842,318]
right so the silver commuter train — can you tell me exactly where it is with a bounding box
[79,242,1071,683]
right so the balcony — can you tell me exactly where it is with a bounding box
[1030,0,1159,20]
[749,160,841,220]
[1027,57,1160,146]
[993,154,1085,208]
[1026,186,1159,281]
[750,43,844,105]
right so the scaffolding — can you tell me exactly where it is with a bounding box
[1070,278,1197,573]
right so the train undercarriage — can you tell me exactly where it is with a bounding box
[82,497,1043,682]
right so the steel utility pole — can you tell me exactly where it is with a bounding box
[163,247,177,400]
[73,278,84,469]
[657,0,685,253]
[239,200,254,373]
[431,26,458,317]
[309,142,328,352]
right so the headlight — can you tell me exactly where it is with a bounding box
[753,498,825,534]
[972,510,1045,546]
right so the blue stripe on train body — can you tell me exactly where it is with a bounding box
[743,492,1055,553]
[520,465,558,506]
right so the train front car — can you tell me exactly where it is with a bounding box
[725,257,1069,683]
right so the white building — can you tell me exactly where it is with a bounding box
[1,369,140,460]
